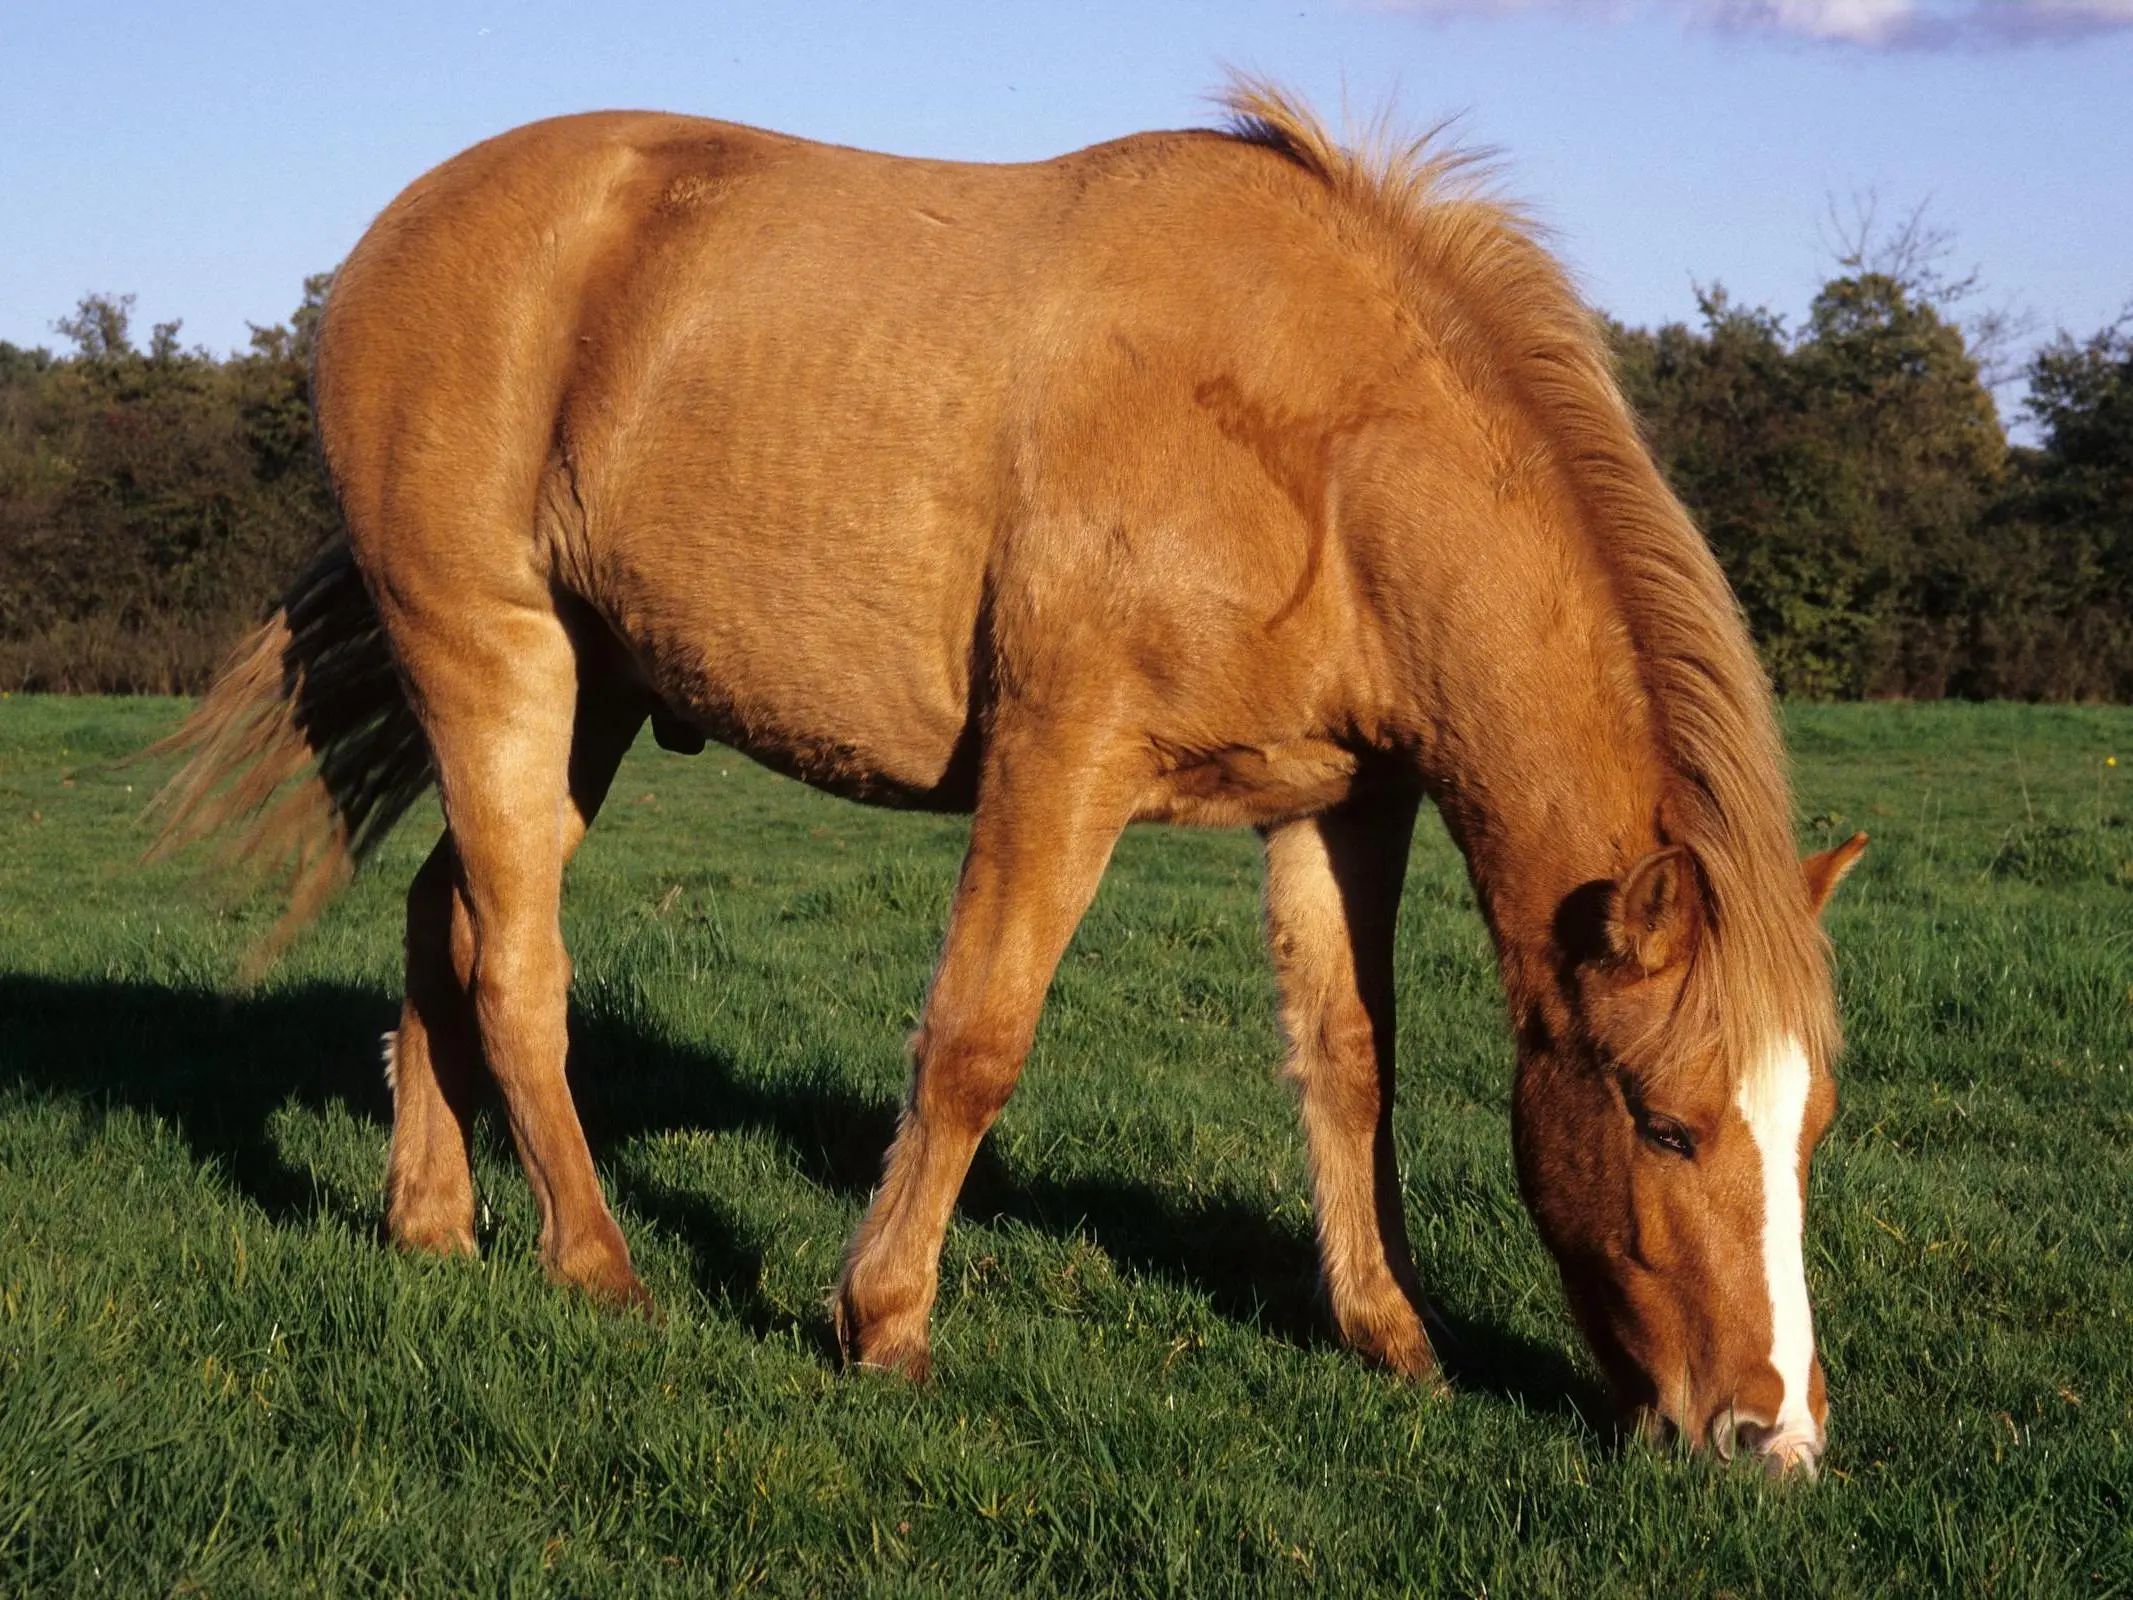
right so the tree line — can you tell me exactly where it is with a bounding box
[1,263,2128,699]
[0,279,338,693]
[1614,270,2130,700]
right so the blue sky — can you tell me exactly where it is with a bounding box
[3,0,2128,418]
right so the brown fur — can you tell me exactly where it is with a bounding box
[151,82,1859,1462]
[1228,78,1836,1089]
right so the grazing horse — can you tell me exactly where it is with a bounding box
[156,83,1866,1474]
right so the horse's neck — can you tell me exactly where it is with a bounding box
[1337,382,1685,985]
[1391,563,1669,984]
[1446,718,1658,962]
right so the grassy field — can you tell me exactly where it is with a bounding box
[1,694,2129,1597]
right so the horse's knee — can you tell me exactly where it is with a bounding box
[1289,1009,1382,1131]
[913,1022,1027,1131]
[469,929,571,1048]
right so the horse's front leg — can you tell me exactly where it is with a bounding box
[835,727,1136,1380]
[1262,795,1438,1381]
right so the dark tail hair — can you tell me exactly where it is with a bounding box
[147,542,433,973]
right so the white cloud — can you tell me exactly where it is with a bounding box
[1369,0,2133,48]
[1719,0,1918,46]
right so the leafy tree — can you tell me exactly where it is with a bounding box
[1961,319,2133,700]
[0,283,341,691]
[1616,271,2007,698]
[1796,271,2007,695]
[53,292,136,362]
[2027,318,2133,525]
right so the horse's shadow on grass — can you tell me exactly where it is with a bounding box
[0,972,1601,1427]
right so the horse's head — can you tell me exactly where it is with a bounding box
[1513,832,1866,1476]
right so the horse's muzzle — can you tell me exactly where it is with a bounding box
[1715,1412,1823,1479]
[1640,1405,1824,1479]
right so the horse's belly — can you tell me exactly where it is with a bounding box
[567,332,999,806]
[597,535,981,810]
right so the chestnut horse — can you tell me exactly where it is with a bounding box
[156,83,1865,1473]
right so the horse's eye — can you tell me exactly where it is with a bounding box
[1640,1114,1697,1159]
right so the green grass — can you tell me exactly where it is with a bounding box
[2,695,2129,1597]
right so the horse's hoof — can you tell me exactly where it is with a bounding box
[1377,1332,1444,1388]
[1341,1307,1442,1387]
[550,1245,654,1317]
[832,1289,933,1380]
[601,1275,660,1321]
[387,1214,478,1258]
[851,1336,932,1384]
[585,1268,655,1317]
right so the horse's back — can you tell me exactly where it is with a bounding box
[315,111,1396,809]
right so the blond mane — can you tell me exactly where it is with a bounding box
[1221,79,1838,1081]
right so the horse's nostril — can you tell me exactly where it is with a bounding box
[1708,1411,1738,1461]
[1710,1408,1784,1464]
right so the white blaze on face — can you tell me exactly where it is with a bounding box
[1736,1035,1820,1454]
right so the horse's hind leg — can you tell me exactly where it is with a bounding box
[836,727,1138,1379]
[383,837,485,1255]
[385,599,649,1306]
[384,668,646,1261]
[1263,797,1437,1381]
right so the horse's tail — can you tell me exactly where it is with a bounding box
[147,540,433,974]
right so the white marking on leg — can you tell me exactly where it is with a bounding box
[381,1030,399,1096]
[1737,1035,1820,1459]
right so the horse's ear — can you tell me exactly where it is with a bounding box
[1607,846,1700,976]
[1802,831,1868,916]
